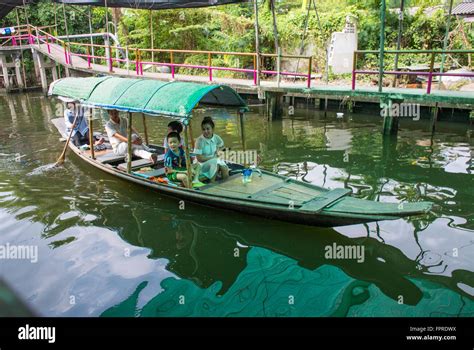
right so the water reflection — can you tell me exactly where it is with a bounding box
[0,93,473,316]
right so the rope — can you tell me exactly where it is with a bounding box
[294,0,323,81]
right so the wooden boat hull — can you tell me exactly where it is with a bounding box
[52,118,432,227]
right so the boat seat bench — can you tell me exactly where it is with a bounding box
[96,152,125,164]
[299,188,352,212]
[133,167,166,179]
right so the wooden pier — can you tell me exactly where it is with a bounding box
[1,24,473,136]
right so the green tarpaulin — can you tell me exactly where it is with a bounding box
[48,76,248,118]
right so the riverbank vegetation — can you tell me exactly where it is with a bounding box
[1,0,472,82]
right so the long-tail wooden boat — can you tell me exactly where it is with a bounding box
[49,76,433,227]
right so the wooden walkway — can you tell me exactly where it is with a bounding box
[2,41,474,109]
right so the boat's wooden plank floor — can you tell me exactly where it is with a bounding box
[326,196,432,215]
[202,173,324,205]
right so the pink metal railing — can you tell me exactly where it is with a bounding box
[2,25,315,88]
[352,49,474,94]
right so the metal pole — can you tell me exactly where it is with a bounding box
[126,46,129,75]
[426,52,435,94]
[393,0,404,87]
[239,111,247,167]
[142,113,149,144]
[253,0,261,86]
[277,47,281,87]
[105,0,110,38]
[439,0,454,88]
[89,109,95,159]
[183,124,193,188]
[150,10,154,73]
[351,51,357,90]
[127,112,133,174]
[378,0,386,93]
[88,6,95,64]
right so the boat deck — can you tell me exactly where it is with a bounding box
[200,173,324,206]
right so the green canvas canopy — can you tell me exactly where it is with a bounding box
[48,76,248,118]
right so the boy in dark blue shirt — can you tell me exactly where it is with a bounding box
[164,132,201,188]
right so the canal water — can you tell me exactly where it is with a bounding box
[0,92,473,317]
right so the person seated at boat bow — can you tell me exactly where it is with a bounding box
[64,102,89,147]
[64,102,105,148]
[105,110,158,164]
[164,132,202,188]
[194,116,229,182]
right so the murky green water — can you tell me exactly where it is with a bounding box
[0,92,473,317]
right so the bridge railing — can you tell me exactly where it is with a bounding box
[0,25,57,47]
[2,24,315,88]
[121,47,314,87]
[352,49,474,94]
[34,27,72,65]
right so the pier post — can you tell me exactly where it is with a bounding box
[381,98,399,136]
[34,51,49,94]
[31,50,41,84]
[0,55,11,92]
[51,64,59,81]
[266,91,283,121]
[14,56,24,91]
[430,103,439,133]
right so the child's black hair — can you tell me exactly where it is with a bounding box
[167,131,181,142]
[168,120,183,134]
[201,116,215,129]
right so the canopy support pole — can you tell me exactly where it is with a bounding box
[239,111,247,167]
[127,112,133,173]
[142,113,149,144]
[183,124,193,188]
[188,122,195,149]
[89,108,95,159]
